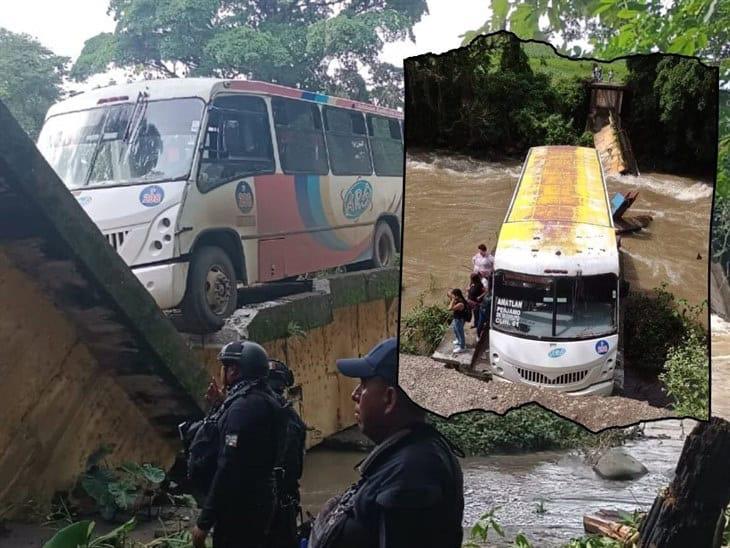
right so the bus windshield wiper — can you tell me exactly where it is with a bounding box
[122,91,149,144]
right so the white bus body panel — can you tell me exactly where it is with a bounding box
[488,329,618,396]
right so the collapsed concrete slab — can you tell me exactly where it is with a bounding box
[0,100,210,515]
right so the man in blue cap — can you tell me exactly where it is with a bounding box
[308,337,465,548]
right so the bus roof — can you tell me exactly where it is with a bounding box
[46,77,403,120]
[495,146,618,277]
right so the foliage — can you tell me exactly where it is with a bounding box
[406,33,591,157]
[81,461,166,521]
[523,42,627,84]
[713,196,730,267]
[429,406,598,456]
[563,535,623,548]
[43,518,136,548]
[462,507,505,548]
[622,55,717,176]
[399,295,450,355]
[623,284,706,374]
[659,332,709,418]
[286,321,307,340]
[462,0,729,84]
[0,27,68,139]
[70,0,428,108]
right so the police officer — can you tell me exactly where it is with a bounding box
[192,341,286,548]
[267,360,307,548]
[309,337,465,548]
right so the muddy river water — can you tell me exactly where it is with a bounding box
[300,420,691,546]
[401,152,713,315]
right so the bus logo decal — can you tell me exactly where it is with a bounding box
[595,340,610,355]
[139,185,164,207]
[77,196,91,207]
[548,348,566,358]
[235,181,254,213]
[342,179,373,220]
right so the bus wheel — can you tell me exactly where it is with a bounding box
[181,246,238,332]
[372,221,396,268]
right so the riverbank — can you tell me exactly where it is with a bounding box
[399,353,671,431]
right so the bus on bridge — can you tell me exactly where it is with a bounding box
[488,145,621,396]
[37,78,403,331]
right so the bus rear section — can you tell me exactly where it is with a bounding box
[488,146,620,396]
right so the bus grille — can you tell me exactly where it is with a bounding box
[516,367,588,386]
[104,230,129,252]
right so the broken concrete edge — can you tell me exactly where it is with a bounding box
[187,267,400,347]
[0,102,210,410]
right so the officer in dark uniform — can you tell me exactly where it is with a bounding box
[267,360,307,548]
[309,337,465,548]
[192,341,286,548]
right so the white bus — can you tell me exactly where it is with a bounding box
[37,78,403,331]
[488,146,620,396]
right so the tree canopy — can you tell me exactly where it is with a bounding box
[0,28,68,139]
[462,0,729,83]
[71,0,428,108]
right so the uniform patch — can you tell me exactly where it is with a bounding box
[225,434,238,448]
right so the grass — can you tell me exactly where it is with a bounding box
[524,42,628,83]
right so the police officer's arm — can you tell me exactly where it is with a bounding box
[197,395,272,531]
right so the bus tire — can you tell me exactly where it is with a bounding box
[372,221,396,268]
[181,246,238,332]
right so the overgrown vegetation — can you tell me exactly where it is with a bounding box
[429,406,637,456]
[406,33,592,158]
[80,457,166,521]
[43,517,205,548]
[659,332,710,419]
[623,55,717,177]
[399,295,450,355]
[407,31,717,176]
[623,284,706,374]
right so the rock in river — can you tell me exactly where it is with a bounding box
[593,448,648,481]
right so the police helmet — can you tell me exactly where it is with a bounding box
[268,359,294,394]
[218,340,270,379]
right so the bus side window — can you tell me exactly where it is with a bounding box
[272,98,328,175]
[198,94,275,193]
[323,106,373,176]
[366,114,403,177]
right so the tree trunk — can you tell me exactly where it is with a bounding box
[638,418,730,548]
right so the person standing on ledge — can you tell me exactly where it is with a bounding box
[309,337,465,548]
[472,243,494,286]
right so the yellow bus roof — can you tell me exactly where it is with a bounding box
[495,146,618,276]
[506,146,612,227]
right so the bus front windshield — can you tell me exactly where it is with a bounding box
[37,98,205,190]
[492,271,618,340]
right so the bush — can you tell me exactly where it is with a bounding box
[623,284,705,374]
[577,131,595,147]
[659,332,709,418]
[428,406,594,455]
[399,297,451,355]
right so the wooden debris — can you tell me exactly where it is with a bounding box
[583,510,640,543]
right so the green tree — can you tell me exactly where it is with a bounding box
[0,28,68,139]
[462,0,729,82]
[71,0,428,108]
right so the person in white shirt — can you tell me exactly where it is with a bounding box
[472,244,494,286]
